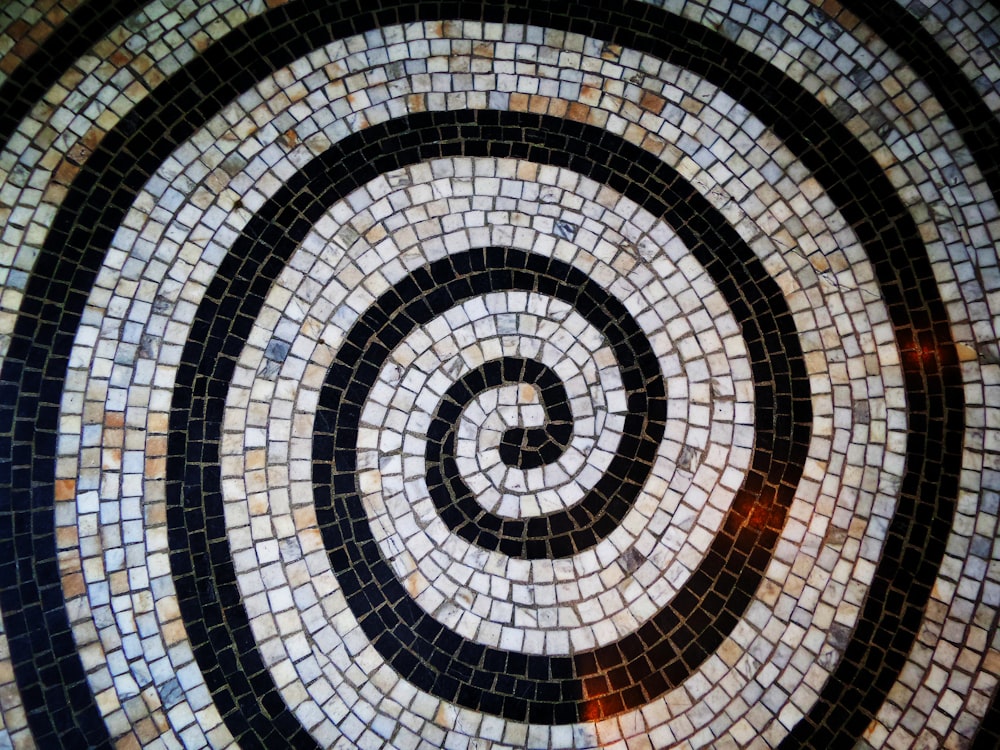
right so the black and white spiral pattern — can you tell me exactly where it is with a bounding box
[0,2,998,749]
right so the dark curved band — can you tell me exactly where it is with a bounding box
[311,241,805,722]
[416,287,665,559]
[428,356,584,553]
[0,0,969,745]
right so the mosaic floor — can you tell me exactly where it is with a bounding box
[1,1,999,748]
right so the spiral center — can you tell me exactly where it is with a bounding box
[484,362,573,470]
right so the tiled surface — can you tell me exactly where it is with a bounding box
[0,1,998,748]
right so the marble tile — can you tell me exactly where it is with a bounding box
[0,1,999,749]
